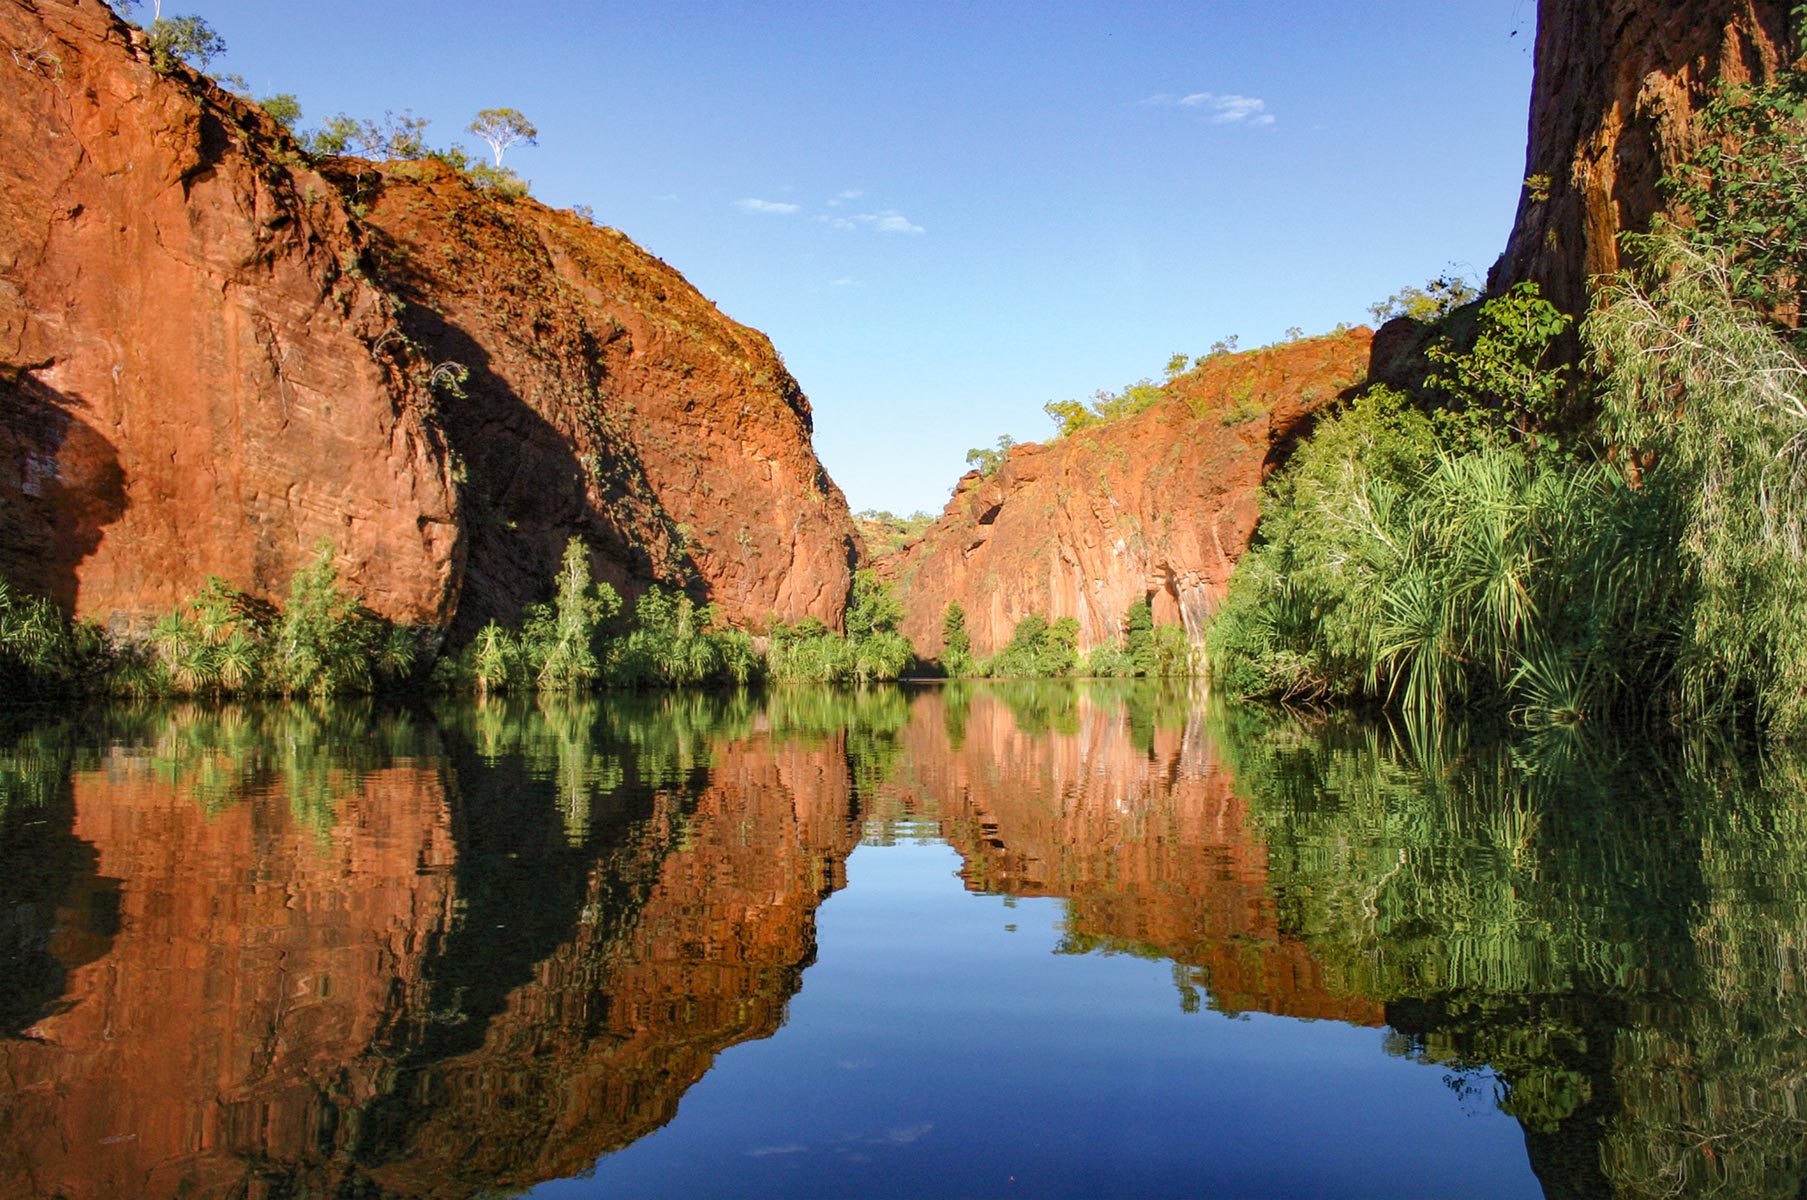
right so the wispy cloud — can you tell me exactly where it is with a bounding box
[828,276,863,288]
[1144,91,1276,127]
[823,208,926,235]
[734,197,801,214]
[828,188,864,206]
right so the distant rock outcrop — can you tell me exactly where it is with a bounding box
[0,0,856,638]
[879,331,1373,659]
[1491,0,1795,314]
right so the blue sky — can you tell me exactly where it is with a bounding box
[187,0,1538,515]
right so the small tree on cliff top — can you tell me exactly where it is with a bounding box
[469,108,538,166]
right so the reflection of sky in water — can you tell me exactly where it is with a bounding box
[5,687,1805,1200]
[551,841,1539,1200]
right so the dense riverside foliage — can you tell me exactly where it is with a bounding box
[0,541,914,701]
[1207,72,1807,738]
[929,599,1191,679]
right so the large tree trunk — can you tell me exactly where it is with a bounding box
[1490,1,1796,314]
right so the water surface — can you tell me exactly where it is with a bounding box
[0,685,1800,1198]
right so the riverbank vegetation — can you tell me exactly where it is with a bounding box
[0,540,921,701]
[1205,69,1807,738]
[933,599,1192,680]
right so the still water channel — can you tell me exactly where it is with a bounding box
[0,683,1800,1198]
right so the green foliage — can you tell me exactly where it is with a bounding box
[1664,71,1807,338]
[145,576,267,695]
[1044,378,1167,438]
[466,161,529,198]
[1425,282,1574,447]
[1367,273,1480,325]
[259,93,302,132]
[965,435,1016,476]
[300,113,363,157]
[853,509,936,556]
[272,543,392,696]
[844,570,902,641]
[468,107,538,166]
[1590,232,1807,737]
[0,579,99,698]
[768,573,915,684]
[985,614,1080,678]
[1205,380,1673,722]
[1079,599,1192,678]
[609,586,750,687]
[147,14,224,73]
[940,601,976,678]
[521,538,620,691]
[304,109,431,160]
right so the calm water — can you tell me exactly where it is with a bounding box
[0,684,1802,1199]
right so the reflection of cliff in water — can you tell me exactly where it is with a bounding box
[0,698,864,1200]
[355,697,863,1197]
[882,682,1383,1026]
[9,689,1807,1198]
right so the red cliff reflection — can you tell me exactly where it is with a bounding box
[0,689,1371,1199]
[0,746,458,1200]
[886,687,1382,1026]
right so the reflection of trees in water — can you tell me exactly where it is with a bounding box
[11,688,1807,1197]
[1218,711,1807,1199]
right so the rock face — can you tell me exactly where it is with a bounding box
[0,0,462,628]
[880,331,1372,658]
[0,0,856,637]
[1492,0,1795,314]
[344,161,857,635]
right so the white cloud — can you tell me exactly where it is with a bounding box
[829,276,863,288]
[828,188,864,206]
[822,208,925,235]
[1146,91,1276,127]
[734,197,801,214]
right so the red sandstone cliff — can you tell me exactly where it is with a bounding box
[879,331,1372,658]
[1492,0,1795,314]
[342,161,857,635]
[0,0,462,628]
[0,0,856,638]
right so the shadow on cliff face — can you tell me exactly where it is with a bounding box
[0,374,127,615]
[357,220,710,642]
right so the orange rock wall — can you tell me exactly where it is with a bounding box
[0,0,856,638]
[0,0,462,628]
[1492,0,1794,314]
[350,164,858,634]
[881,332,1372,658]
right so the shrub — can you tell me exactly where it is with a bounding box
[986,614,1079,678]
[271,543,389,696]
[940,601,976,678]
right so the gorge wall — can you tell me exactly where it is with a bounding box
[1492,0,1796,314]
[0,0,857,639]
[878,331,1373,659]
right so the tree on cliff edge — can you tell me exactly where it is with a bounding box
[469,108,538,166]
